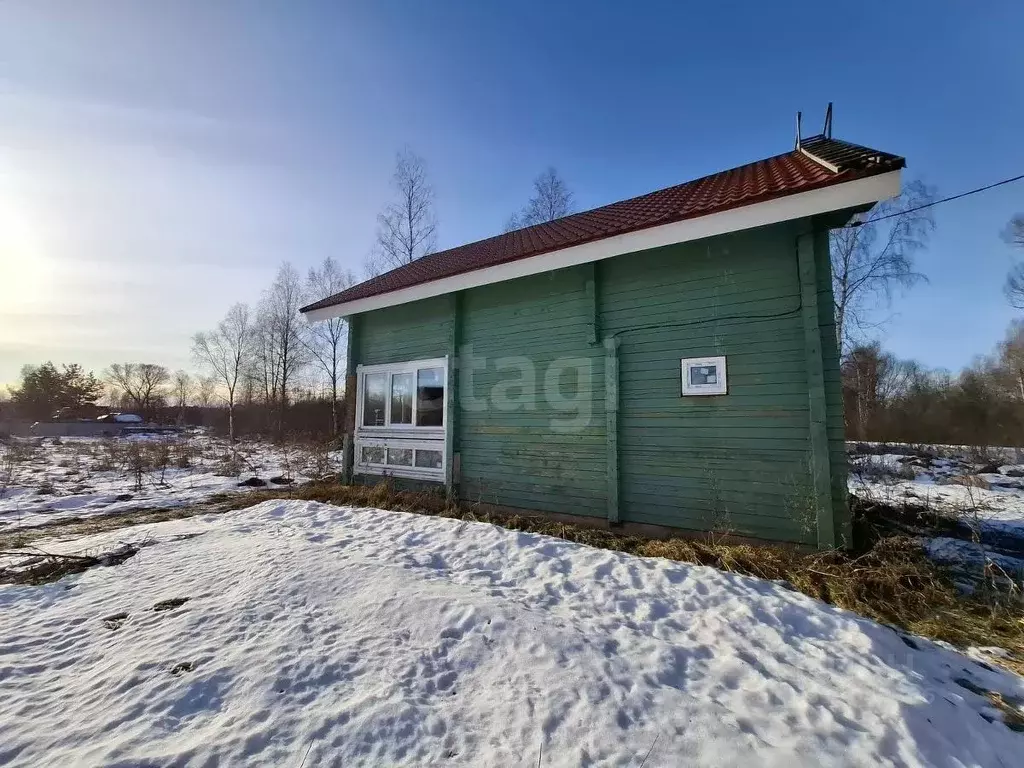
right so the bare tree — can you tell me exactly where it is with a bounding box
[302,257,354,436]
[1004,264,1024,309]
[1003,215,1024,308]
[256,263,307,438]
[195,375,217,408]
[841,343,917,439]
[172,370,193,425]
[104,363,170,417]
[830,180,935,354]
[192,303,253,443]
[369,147,437,275]
[1006,214,1024,248]
[505,167,574,231]
[995,319,1024,402]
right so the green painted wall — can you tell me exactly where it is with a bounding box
[351,217,850,546]
[601,224,826,546]
[456,268,607,516]
[356,295,452,365]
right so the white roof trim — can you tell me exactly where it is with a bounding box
[304,169,901,322]
[798,146,840,174]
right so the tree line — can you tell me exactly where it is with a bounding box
[844,321,1024,446]
[841,195,1024,446]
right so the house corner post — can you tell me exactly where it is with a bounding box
[341,314,358,485]
[815,226,850,546]
[445,291,463,496]
[603,335,620,524]
[585,262,599,345]
[797,230,835,548]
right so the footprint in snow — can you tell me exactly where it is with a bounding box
[102,612,129,630]
[153,597,190,612]
[170,661,196,676]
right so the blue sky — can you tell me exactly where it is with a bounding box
[1,0,1022,385]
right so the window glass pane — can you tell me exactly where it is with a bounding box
[689,365,718,386]
[414,449,443,469]
[361,445,385,464]
[387,447,413,466]
[362,373,387,426]
[416,367,445,426]
[390,373,414,425]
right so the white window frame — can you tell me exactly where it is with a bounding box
[681,356,728,396]
[354,356,447,481]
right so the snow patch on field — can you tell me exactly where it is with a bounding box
[849,453,1024,533]
[0,435,332,529]
[1,501,1021,766]
[848,446,1024,588]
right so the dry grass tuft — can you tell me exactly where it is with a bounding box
[988,692,1024,732]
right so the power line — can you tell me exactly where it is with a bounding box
[847,172,1024,228]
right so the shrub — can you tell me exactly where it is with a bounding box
[213,451,244,477]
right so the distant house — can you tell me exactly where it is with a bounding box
[302,133,904,549]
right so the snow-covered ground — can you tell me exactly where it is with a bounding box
[849,451,1024,533]
[0,434,335,530]
[1,500,1022,766]
[848,445,1024,583]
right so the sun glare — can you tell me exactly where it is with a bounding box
[0,197,51,318]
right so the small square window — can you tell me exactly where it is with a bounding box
[681,356,727,396]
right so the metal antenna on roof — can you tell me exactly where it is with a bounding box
[823,102,833,139]
[795,111,802,150]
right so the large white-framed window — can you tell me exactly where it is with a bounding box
[354,357,447,481]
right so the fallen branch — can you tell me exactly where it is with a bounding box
[0,550,98,561]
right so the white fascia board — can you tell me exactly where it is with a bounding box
[304,169,901,322]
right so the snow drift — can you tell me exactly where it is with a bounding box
[1,501,1021,766]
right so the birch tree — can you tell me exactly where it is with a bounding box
[256,263,307,437]
[830,180,935,354]
[369,147,437,275]
[192,302,253,443]
[172,370,193,425]
[195,375,217,408]
[1003,215,1024,307]
[505,167,574,231]
[302,257,354,435]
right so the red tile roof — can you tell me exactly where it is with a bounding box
[302,136,903,314]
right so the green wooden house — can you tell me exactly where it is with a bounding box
[301,134,905,549]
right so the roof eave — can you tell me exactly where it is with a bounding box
[303,168,901,322]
